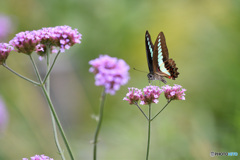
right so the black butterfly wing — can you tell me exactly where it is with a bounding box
[145,30,154,73]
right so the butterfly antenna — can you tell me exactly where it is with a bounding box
[133,67,148,73]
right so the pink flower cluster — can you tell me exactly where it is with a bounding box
[162,84,186,100]
[123,84,186,105]
[9,25,82,55]
[0,43,13,65]
[140,85,162,105]
[89,55,130,95]
[123,87,142,104]
[123,85,162,105]
[9,30,40,54]
[22,154,53,160]
[0,14,13,42]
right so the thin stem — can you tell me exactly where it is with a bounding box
[146,104,151,160]
[42,50,61,85]
[51,113,66,160]
[46,46,50,91]
[46,47,66,160]
[41,82,74,160]
[29,55,42,83]
[2,63,40,86]
[29,55,74,160]
[93,88,106,160]
[151,100,172,121]
[134,102,149,120]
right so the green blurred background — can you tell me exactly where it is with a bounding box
[0,0,239,159]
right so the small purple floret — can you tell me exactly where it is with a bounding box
[23,154,53,160]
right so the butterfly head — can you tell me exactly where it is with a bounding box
[147,73,154,80]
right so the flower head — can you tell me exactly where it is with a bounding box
[9,30,41,55]
[22,154,53,160]
[123,87,142,104]
[0,43,13,65]
[162,84,186,100]
[0,14,13,42]
[140,85,162,105]
[9,25,82,55]
[89,55,130,95]
[37,25,82,53]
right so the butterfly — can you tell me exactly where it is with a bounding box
[145,30,179,84]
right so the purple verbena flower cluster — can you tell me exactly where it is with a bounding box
[22,154,53,160]
[162,84,186,100]
[140,85,162,105]
[9,30,40,55]
[9,25,82,56]
[123,85,162,105]
[123,84,186,105]
[0,43,13,65]
[89,55,130,95]
[123,87,142,104]
[0,14,12,42]
[37,26,82,53]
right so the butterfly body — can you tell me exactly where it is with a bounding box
[145,31,179,84]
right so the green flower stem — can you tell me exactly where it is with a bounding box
[46,47,66,160]
[42,50,61,85]
[151,100,172,121]
[93,88,106,160]
[41,81,74,160]
[134,102,149,120]
[29,55,42,83]
[146,104,151,160]
[46,46,50,91]
[29,55,74,160]
[51,112,66,160]
[2,63,41,86]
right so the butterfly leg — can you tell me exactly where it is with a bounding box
[160,77,167,84]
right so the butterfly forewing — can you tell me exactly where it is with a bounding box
[145,31,154,73]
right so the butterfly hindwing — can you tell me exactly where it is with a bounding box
[164,59,179,80]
